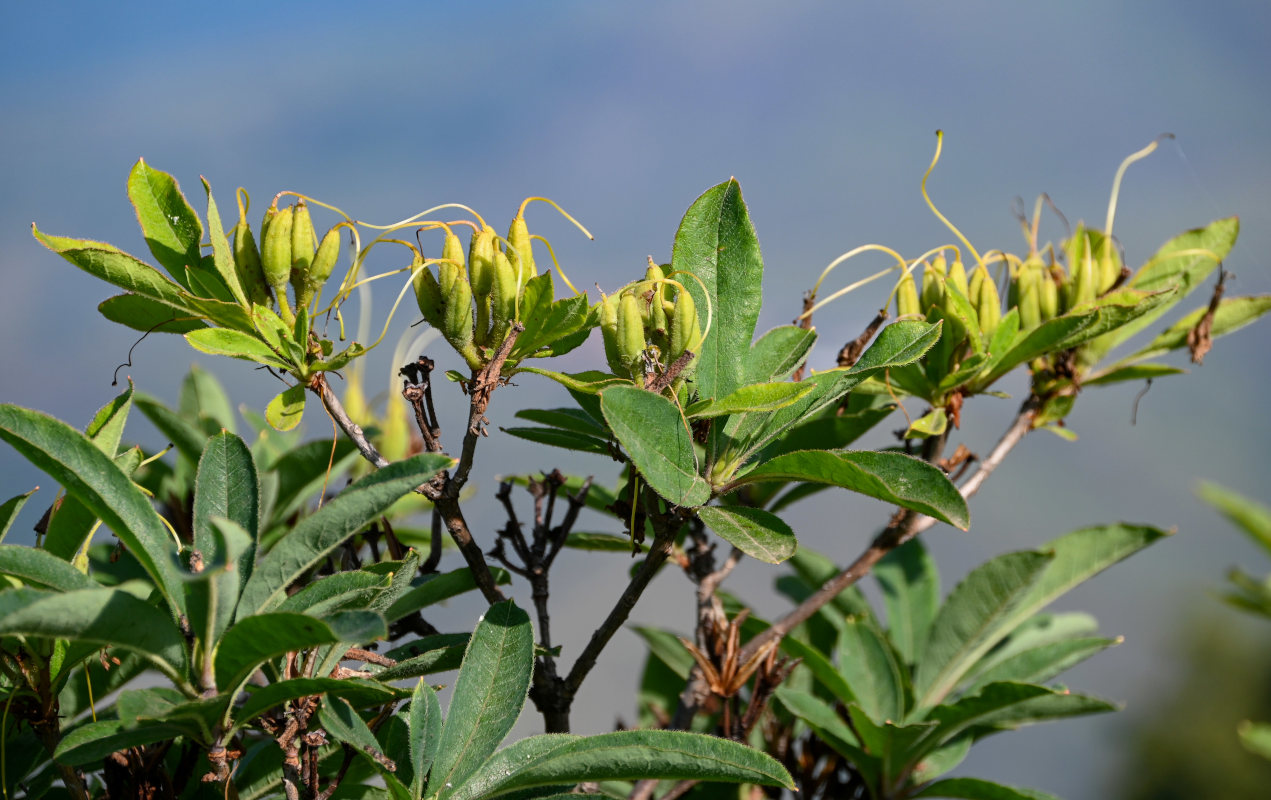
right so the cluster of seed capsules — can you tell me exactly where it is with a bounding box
[895,221,1124,370]
[231,195,346,328]
[599,260,705,390]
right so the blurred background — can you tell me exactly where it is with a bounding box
[2,2,1269,795]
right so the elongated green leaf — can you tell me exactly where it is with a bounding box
[202,178,247,307]
[386,567,512,622]
[972,312,1096,387]
[0,587,186,678]
[1126,295,1271,363]
[54,719,182,767]
[774,688,876,782]
[564,531,634,552]
[838,616,906,723]
[128,159,203,282]
[83,382,134,461]
[913,552,1052,712]
[731,450,969,530]
[193,432,259,629]
[319,696,402,778]
[1083,362,1186,386]
[1199,481,1271,553]
[32,225,194,310]
[514,407,608,438]
[238,453,452,615]
[0,487,38,544]
[631,626,694,679]
[430,600,534,794]
[98,293,206,334]
[515,367,628,395]
[266,384,306,432]
[116,687,226,742]
[277,570,386,615]
[379,633,472,680]
[765,399,896,460]
[181,363,237,436]
[670,179,764,401]
[601,385,710,507]
[0,545,95,591]
[875,538,940,665]
[0,404,185,614]
[511,283,591,360]
[445,729,794,800]
[696,505,795,564]
[964,637,1118,693]
[233,677,402,732]
[747,325,817,383]
[1104,216,1240,351]
[409,679,442,799]
[502,426,611,456]
[913,777,1060,800]
[268,436,359,520]
[185,328,292,369]
[215,610,385,690]
[134,393,209,465]
[687,381,813,419]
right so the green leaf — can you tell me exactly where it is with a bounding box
[670,179,764,401]
[1238,721,1271,761]
[962,637,1118,694]
[502,426,611,456]
[764,398,896,459]
[511,281,591,360]
[0,487,38,545]
[971,313,1097,387]
[687,381,813,419]
[631,626,695,680]
[847,704,938,784]
[515,367,628,395]
[912,777,1060,800]
[912,552,1052,712]
[1126,295,1271,363]
[1083,362,1186,386]
[98,293,205,334]
[202,177,247,307]
[266,384,306,432]
[788,545,876,620]
[0,545,95,591]
[875,537,940,665]
[128,159,204,283]
[729,450,969,530]
[385,567,513,622]
[53,719,182,767]
[181,364,238,436]
[836,615,907,723]
[430,600,534,795]
[444,729,794,800]
[268,436,359,520]
[907,408,948,439]
[237,453,453,615]
[774,688,876,781]
[33,225,195,311]
[378,633,472,680]
[191,435,259,642]
[319,696,404,785]
[1198,481,1271,553]
[0,587,187,679]
[0,404,185,614]
[1053,288,1178,352]
[514,407,609,438]
[409,680,443,799]
[185,328,292,369]
[564,532,635,553]
[277,570,386,615]
[233,677,402,732]
[214,610,386,690]
[696,505,796,564]
[746,325,817,383]
[600,385,710,508]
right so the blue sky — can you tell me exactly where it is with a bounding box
[2,2,1270,795]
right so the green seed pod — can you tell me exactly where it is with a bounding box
[668,288,702,368]
[976,268,1002,337]
[468,225,497,346]
[507,214,535,285]
[413,255,445,331]
[1097,236,1120,294]
[440,260,475,356]
[261,205,294,297]
[642,263,669,351]
[290,201,317,305]
[599,292,626,376]
[232,215,271,307]
[1072,234,1098,307]
[921,256,947,310]
[618,292,647,380]
[300,225,341,310]
[1039,268,1060,321]
[1017,262,1043,331]
[896,271,921,317]
[948,258,970,298]
[968,263,987,307]
[489,248,518,346]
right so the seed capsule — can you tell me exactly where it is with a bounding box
[413,254,445,331]
[507,214,535,285]
[922,256,947,310]
[291,199,316,275]
[261,205,294,299]
[299,225,341,310]
[642,263,669,351]
[617,292,647,380]
[1097,236,1120,294]
[968,263,988,308]
[668,287,702,381]
[468,225,497,346]
[440,260,475,357]
[233,213,270,307]
[1017,261,1043,330]
[488,248,518,346]
[600,292,626,376]
[947,258,970,298]
[896,271,921,317]
[976,268,1002,337]
[1072,233,1098,307]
